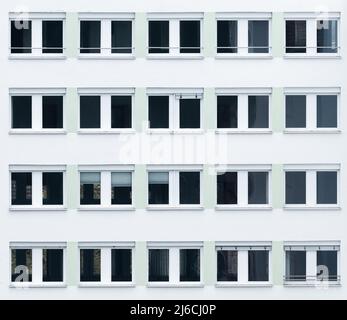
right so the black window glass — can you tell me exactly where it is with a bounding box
[286,95,306,128]
[42,21,63,54]
[12,96,32,129]
[11,172,32,205]
[180,21,200,53]
[248,172,268,205]
[217,250,237,281]
[80,172,101,205]
[286,21,306,53]
[217,21,237,53]
[317,20,338,53]
[317,251,338,281]
[317,171,337,204]
[179,172,200,205]
[80,96,101,129]
[248,21,269,53]
[285,171,306,205]
[149,96,169,129]
[248,96,269,128]
[112,21,132,53]
[111,172,132,205]
[217,172,237,205]
[43,249,64,282]
[148,172,169,205]
[286,251,306,281]
[43,172,63,205]
[80,21,101,53]
[179,99,200,129]
[317,95,337,128]
[112,249,132,282]
[149,21,169,54]
[42,96,63,129]
[248,251,269,281]
[148,249,169,282]
[217,96,238,128]
[11,20,32,53]
[180,249,200,282]
[111,96,132,128]
[80,249,101,282]
[11,249,32,282]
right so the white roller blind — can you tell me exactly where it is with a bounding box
[80,172,100,184]
[111,172,131,186]
[149,172,169,184]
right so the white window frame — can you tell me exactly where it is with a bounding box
[147,165,203,210]
[283,164,340,210]
[78,13,135,60]
[284,87,341,133]
[215,88,272,134]
[215,164,272,210]
[284,241,340,287]
[215,12,272,59]
[9,242,67,288]
[78,165,135,211]
[78,242,135,287]
[9,165,67,211]
[147,242,203,287]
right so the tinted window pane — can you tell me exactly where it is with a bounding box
[286,251,306,281]
[148,172,169,205]
[317,251,337,280]
[42,96,63,129]
[80,21,101,53]
[112,249,132,282]
[180,21,200,53]
[43,249,64,282]
[179,99,200,128]
[285,172,306,204]
[217,250,237,281]
[80,172,101,205]
[11,20,32,53]
[149,96,169,129]
[248,251,269,281]
[42,172,63,205]
[179,172,200,204]
[80,249,101,282]
[286,21,306,53]
[80,96,101,128]
[11,249,32,282]
[11,172,32,205]
[148,249,169,282]
[286,95,306,128]
[317,20,338,53]
[217,21,237,53]
[317,95,337,128]
[248,96,269,128]
[217,172,237,205]
[180,249,200,282]
[111,96,132,128]
[12,96,32,129]
[111,172,132,205]
[42,21,63,53]
[248,21,269,53]
[317,171,337,204]
[112,21,132,53]
[217,96,238,128]
[248,172,268,205]
[149,21,169,54]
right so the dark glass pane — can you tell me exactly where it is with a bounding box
[80,249,101,282]
[248,172,268,205]
[112,249,132,282]
[80,96,101,128]
[149,21,169,54]
[180,21,200,53]
[11,249,32,282]
[217,172,237,205]
[43,249,64,282]
[111,172,132,205]
[11,20,32,53]
[286,251,306,281]
[43,172,63,205]
[149,96,169,129]
[112,21,132,53]
[286,21,306,53]
[317,20,338,53]
[12,96,32,129]
[317,171,337,204]
[148,249,169,282]
[111,96,132,128]
[248,251,269,281]
[317,95,337,128]
[80,172,101,205]
[80,21,101,53]
[179,172,200,204]
[285,172,306,204]
[42,96,63,129]
[11,172,32,205]
[248,21,269,53]
[317,251,337,280]
[217,250,237,281]
[180,249,200,282]
[42,21,63,53]
[248,96,269,128]
[286,95,306,128]
[179,99,200,128]
[217,96,238,128]
[217,21,237,53]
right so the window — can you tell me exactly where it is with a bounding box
[317,95,338,128]
[111,96,132,129]
[111,249,132,281]
[217,21,237,53]
[80,96,101,129]
[111,172,132,205]
[148,249,169,282]
[248,96,269,128]
[11,20,32,54]
[42,96,63,129]
[285,251,306,281]
[285,95,306,128]
[179,99,200,128]
[316,171,337,204]
[148,172,169,205]
[80,172,101,205]
[43,249,64,282]
[317,251,338,281]
[112,21,132,53]
[80,21,101,54]
[42,172,64,205]
[12,96,32,129]
[217,250,237,281]
[285,172,306,205]
[286,20,306,53]
[317,20,338,53]
[11,249,32,282]
[80,249,101,282]
[11,172,32,205]
[148,96,169,128]
[42,21,63,54]
[180,249,200,281]
[248,21,269,53]
[148,21,169,54]
[248,251,269,281]
[180,21,200,53]
[217,96,238,128]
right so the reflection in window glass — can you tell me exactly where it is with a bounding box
[248,21,269,53]
[11,249,32,282]
[148,172,169,205]
[317,20,338,53]
[11,172,32,205]
[248,96,269,128]
[80,249,101,282]
[217,250,237,281]
[286,20,306,53]
[111,172,132,205]
[11,20,32,53]
[180,249,200,282]
[80,172,101,205]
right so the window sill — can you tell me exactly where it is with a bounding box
[146,129,205,135]
[78,206,135,212]
[79,282,135,288]
[215,54,273,60]
[283,206,341,211]
[10,206,67,212]
[9,54,67,60]
[284,281,341,287]
[78,54,135,60]
[10,283,67,288]
[146,54,204,60]
[78,129,136,135]
[9,129,67,135]
[283,54,341,60]
[146,205,204,211]
[215,129,272,135]
[147,283,204,288]
[283,129,341,134]
[215,282,273,288]
[215,205,272,211]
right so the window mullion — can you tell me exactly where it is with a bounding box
[306,250,317,279]
[238,250,248,283]
[32,171,42,207]
[238,19,248,55]
[32,95,42,130]
[32,19,42,55]
[170,248,179,283]
[238,171,248,206]
[170,171,177,205]
[306,94,316,130]
[171,95,177,129]
[238,94,248,130]
[307,170,316,206]
[170,19,179,55]
[306,19,316,55]
[101,19,111,55]
[101,94,111,130]
[32,248,42,283]
[101,171,111,206]
[101,248,111,283]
